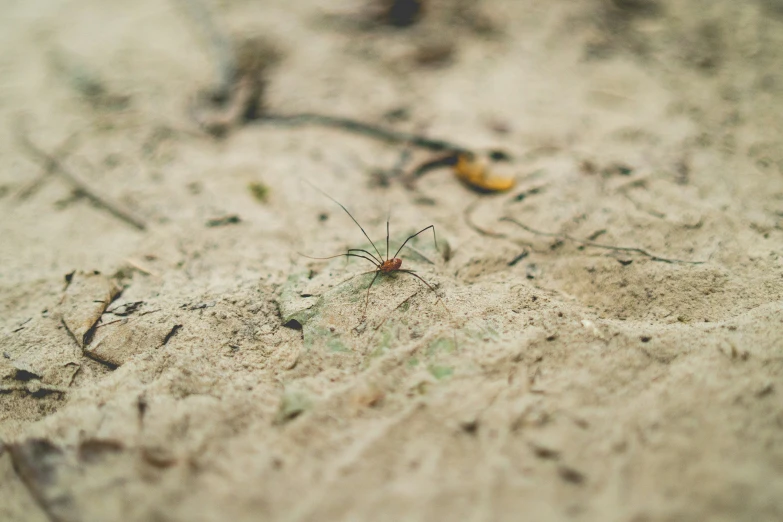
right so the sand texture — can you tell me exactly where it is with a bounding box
[1,1,783,521]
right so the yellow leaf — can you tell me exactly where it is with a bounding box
[453,154,515,193]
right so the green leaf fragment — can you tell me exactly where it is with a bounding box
[248,182,270,203]
[426,337,456,357]
[275,391,311,424]
[428,365,453,380]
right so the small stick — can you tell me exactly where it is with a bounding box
[95,318,124,329]
[17,128,147,231]
[500,216,706,265]
[123,258,160,277]
[507,250,529,267]
[176,0,236,98]
[463,198,508,238]
[15,133,80,201]
[260,112,471,154]
[406,151,460,184]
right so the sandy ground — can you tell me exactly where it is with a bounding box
[1,0,783,520]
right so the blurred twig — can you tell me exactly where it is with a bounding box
[500,216,705,265]
[15,132,80,201]
[17,124,147,231]
[175,0,236,98]
[259,112,471,154]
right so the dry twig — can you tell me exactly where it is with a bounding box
[500,216,706,265]
[15,133,80,201]
[463,198,508,238]
[17,127,147,231]
[259,112,471,154]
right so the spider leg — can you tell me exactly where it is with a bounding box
[399,269,452,317]
[393,225,438,259]
[303,180,384,263]
[336,269,383,289]
[347,249,383,268]
[397,269,436,292]
[299,251,379,268]
[364,270,381,317]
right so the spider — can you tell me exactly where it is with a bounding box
[302,184,441,316]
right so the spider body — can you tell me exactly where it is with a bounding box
[380,258,403,272]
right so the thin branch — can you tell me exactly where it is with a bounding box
[17,127,147,231]
[463,198,508,238]
[405,151,460,184]
[15,133,80,201]
[507,250,529,266]
[499,216,706,265]
[260,112,471,154]
[174,0,473,155]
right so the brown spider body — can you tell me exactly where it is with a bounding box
[380,258,403,272]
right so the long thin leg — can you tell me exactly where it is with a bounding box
[393,225,438,259]
[364,270,381,316]
[335,269,380,290]
[397,269,436,292]
[309,248,385,267]
[386,217,390,262]
[398,270,452,317]
[303,179,384,264]
[299,251,379,268]
[348,249,383,267]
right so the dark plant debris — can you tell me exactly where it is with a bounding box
[206,215,241,227]
[248,182,270,203]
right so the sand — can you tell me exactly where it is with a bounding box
[1,0,782,521]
